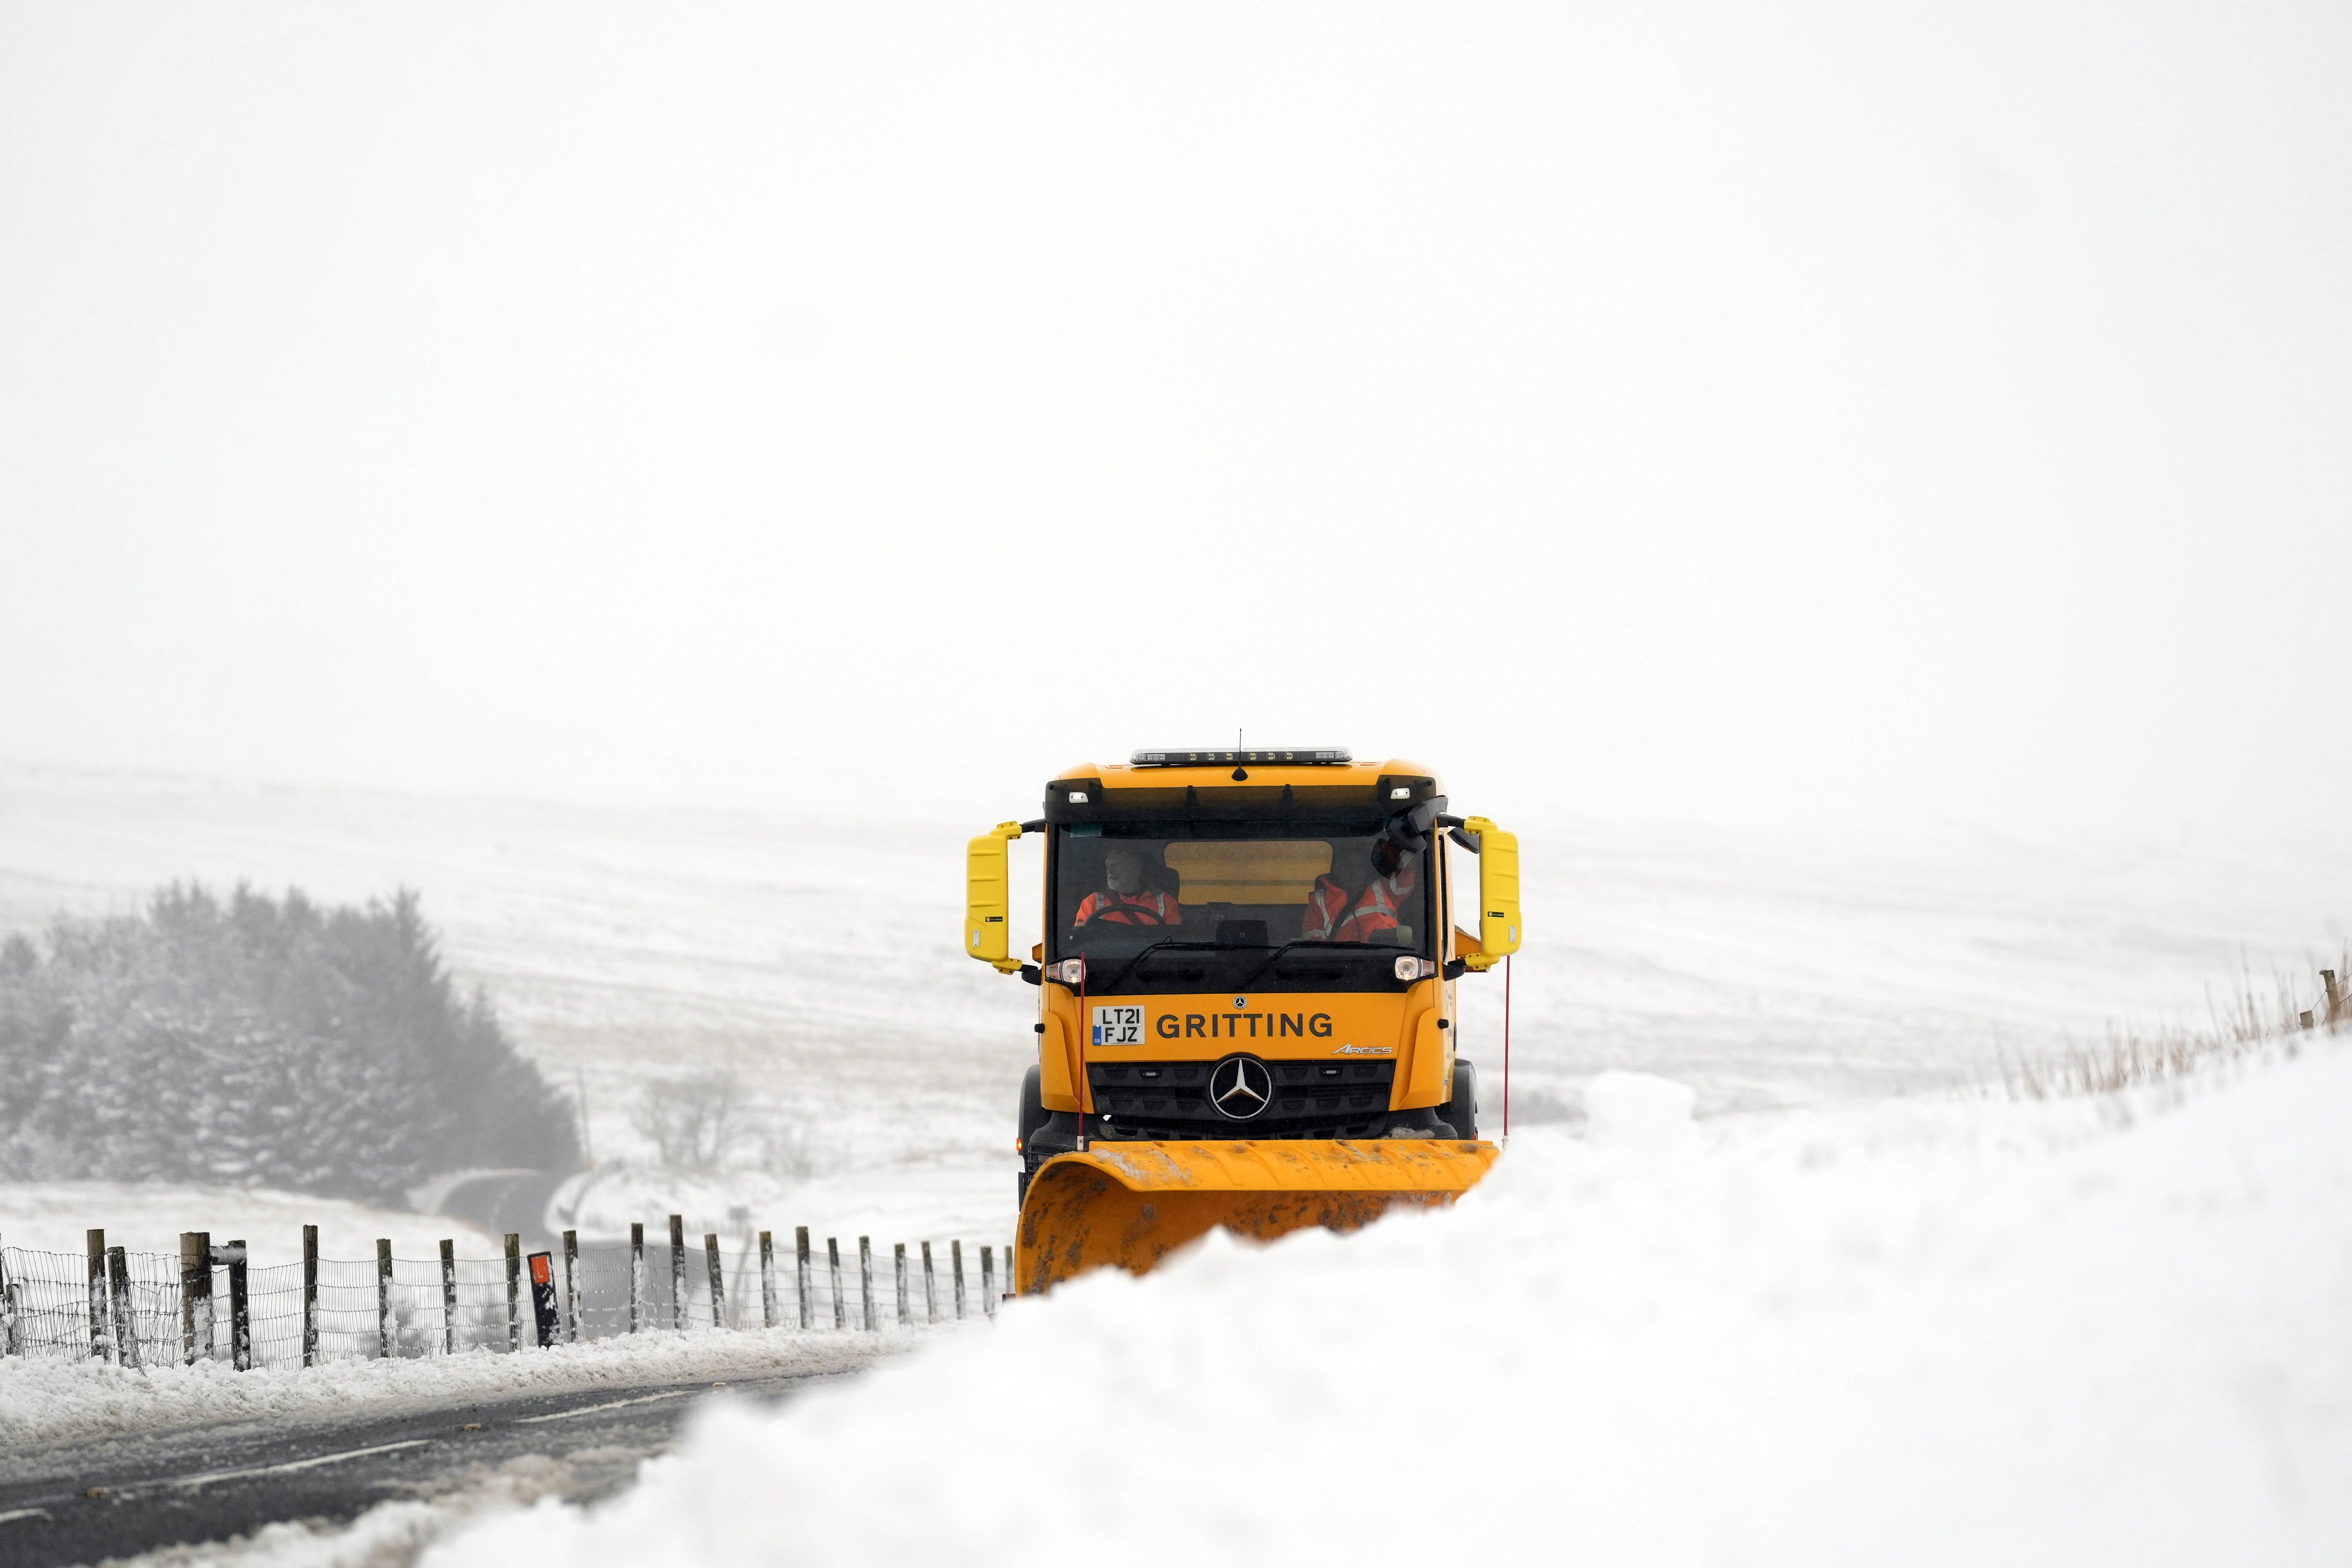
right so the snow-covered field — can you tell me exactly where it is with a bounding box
[0,1183,501,1268]
[4,759,2346,1250]
[417,1044,2352,1568]
[0,762,1026,1245]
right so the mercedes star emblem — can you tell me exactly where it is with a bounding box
[1209,1054,1272,1120]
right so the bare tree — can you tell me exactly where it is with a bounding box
[755,1118,818,1181]
[633,1072,740,1171]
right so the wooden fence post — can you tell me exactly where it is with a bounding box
[951,1240,966,1321]
[894,1243,909,1325]
[192,1230,215,1362]
[1,1245,18,1358]
[858,1238,876,1331]
[377,1239,395,1359]
[629,1222,644,1334]
[920,1241,937,1325]
[180,1232,211,1364]
[106,1245,141,1369]
[301,1225,319,1368]
[1,1240,18,1357]
[438,1239,457,1356]
[563,1230,581,1343]
[2323,968,2342,1024]
[504,1234,523,1352]
[826,1238,844,1330]
[86,1229,106,1360]
[980,1246,996,1318]
[222,1240,251,1369]
[668,1215,687,1332]
[759,1231,778,1329]
[795,1227,813,1329]
[703,1233,726,1329]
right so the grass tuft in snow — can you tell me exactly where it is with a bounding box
[2004,947,2350,1099]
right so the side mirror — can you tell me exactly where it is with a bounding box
[965,822,1024,974]
[1457,816,1521,972]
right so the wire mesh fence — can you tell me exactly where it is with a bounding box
[0,1221,1013,1370]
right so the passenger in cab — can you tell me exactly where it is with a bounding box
[1298,846,1359,940]
[1299,837,1419,943]
[1074,847,1182,927]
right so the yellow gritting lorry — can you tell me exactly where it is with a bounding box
[965,748,1521,1293]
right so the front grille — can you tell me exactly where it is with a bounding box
[1086,1057,1396,1140]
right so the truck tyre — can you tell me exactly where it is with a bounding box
[1016,1064,1046,1205]
[1444,1058,1478,1140]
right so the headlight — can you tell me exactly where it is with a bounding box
[1394,956,1436,982]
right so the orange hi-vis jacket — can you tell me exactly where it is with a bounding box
[1337,860,1418,942]
[1075,889,1182,927]
[1298,860,1418,942]
[1299,876,1352,940]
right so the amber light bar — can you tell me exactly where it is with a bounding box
[1128,748,1352,767]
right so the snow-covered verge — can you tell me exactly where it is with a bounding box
[0,1323,943,1454]
[421,1045,2352,1568]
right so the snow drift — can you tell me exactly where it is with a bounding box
[426,1047,2352,1567]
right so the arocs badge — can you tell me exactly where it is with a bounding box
[1091,1005,1144,1046]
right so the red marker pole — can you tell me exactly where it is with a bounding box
[526,1251,559,1348]
[1502,953,1512,1142]
[1075,960,1089,1153]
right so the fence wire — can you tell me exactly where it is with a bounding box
[0,1230,1012,1368]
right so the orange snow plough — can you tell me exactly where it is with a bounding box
[964,749,1520,1293]
[1014,1136,1499,1293]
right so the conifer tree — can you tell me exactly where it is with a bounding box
[0,884,579,1202]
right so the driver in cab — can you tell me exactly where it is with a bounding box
[1074,847,1182,928]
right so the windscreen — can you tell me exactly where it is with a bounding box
[1050,820,1436,995]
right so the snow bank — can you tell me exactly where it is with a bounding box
[1581,1067,1698,1148]
[425,1047,2352,1568]
[0,1324,944,1452]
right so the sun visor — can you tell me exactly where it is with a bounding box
[1046,779,1408,825]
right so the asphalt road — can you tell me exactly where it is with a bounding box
[0,1367,846,1568]
[437,1169,571,1250]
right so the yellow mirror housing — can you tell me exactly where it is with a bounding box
[965,822,1024,973]
[1459,815,1521,971]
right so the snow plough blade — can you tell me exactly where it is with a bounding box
[1015,1138,1500,1294]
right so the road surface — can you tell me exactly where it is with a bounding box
[0,1366,844,1567]
[436,1168,570,1249]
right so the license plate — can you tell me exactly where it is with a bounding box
[1091,1005,1145,1046]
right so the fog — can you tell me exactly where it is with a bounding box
[3,2,2347,838]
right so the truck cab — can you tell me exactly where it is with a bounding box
[965,748,1521,1209]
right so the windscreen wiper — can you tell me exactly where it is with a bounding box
[1090,941,1226,996]
[1232,939,1383,992]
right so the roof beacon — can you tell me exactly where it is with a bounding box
[1128,748,1352,768]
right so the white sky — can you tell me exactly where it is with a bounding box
[2,2,2347,838]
